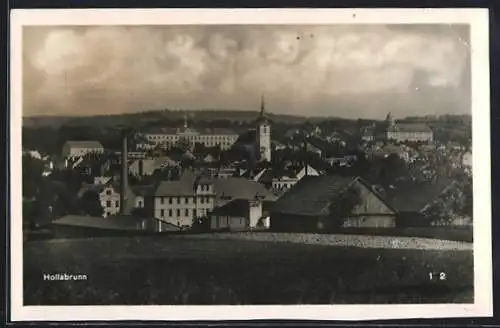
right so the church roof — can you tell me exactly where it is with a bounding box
[389,122,433,133]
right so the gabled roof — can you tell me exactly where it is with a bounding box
[389,122,433,133]
[153,170,212,197]
[212,199,253,217]
[64,140,104,149]
[385,179,459,213]
[213,177,277,201]
[270,175,355,216]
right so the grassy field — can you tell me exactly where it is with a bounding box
[24,234,473,305]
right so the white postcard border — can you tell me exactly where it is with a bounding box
[9,8,492,322]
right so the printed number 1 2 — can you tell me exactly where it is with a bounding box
[429,272,447,280]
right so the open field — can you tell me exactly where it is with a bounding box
[24,233,473,305]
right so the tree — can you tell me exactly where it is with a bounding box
[78,191,104,217]
[22,155,45,199]
[323,185,362,230]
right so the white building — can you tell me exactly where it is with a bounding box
[151,171,216,229]
[62,140,104,158]
[272,165,320,192]
[77,182,135,218]
[255,96,272,162]
[138,115,239,151]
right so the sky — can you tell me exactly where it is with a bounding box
[22,24,471,119]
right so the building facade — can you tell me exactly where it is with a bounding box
[138,116,239,151]
[150,171,216,228]
[62,140,105,158]
[255,96,272,162]
[385,113,434,142]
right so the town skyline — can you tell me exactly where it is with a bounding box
[23,24,471,119]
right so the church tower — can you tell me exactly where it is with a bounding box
[386,112,395,128]
[256,95,271,162]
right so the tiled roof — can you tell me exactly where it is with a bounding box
[385,179,458,213]
[270,175,356,216]
[213,177,276,202]
[200,128,238,135]
[131,185,153,196]
[389,122,433,133]
[212,199,251,217]
[64,140,104,149]
[153,170,210,197]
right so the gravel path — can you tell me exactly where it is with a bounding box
[187,232,473,251]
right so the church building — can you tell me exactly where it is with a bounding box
[255,95,272,162]
[385,112,434,143]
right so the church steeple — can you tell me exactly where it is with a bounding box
[260,94,265,118]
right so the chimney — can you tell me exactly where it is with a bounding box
[120,130,130,215]
[303,139,308,176]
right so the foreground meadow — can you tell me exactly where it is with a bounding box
[24,233,473,305]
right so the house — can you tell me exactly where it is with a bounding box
[462,150,472,172]
[128,156,180,176]
[209,199,263,231]
[131,185,152,209]
[385,179,465,226]
[385,113,433,142]
[77,182,136,218]
[93,176,112,185]
[212,177,277,208]
[149,170,215,228]
[62,140,104,158]
[270,175,397,232]
[23,150,42,160]
[271,165,320,192]
[140,125,239,151]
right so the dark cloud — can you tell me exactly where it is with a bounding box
[22,24,471,118]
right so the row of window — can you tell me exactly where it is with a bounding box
[159,196,212,205]
[105,200,119,208]
[159,208,207,218]
[147,135,237,141]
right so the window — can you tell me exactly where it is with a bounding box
[177,197,180,204]
[169,209,172,217]
[160,197,164,204]
[106,201,111,207]
[185,197,189,204]
[160,209,165,217]
[168,197,172,204]
[185,209,189,216]
[115,201,119,207]
[177,209,180,217]
[193,209,197,217]
[106,190,112,195]
[138,200,143,208]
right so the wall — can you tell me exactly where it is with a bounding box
[210,215,247,231]
[248,201,263,228]
[154,192,215,227]
[342,215,396,228]
[99,187,121,217]
[258,123,271,161]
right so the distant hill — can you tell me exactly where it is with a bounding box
[22,109,352,129]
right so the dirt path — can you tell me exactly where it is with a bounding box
[186,232,473,251]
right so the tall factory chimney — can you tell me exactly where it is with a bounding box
[120,129,130,215]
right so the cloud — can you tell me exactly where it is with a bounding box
[22,24,470,118]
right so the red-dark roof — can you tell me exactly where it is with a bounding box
[270,175,355,216]
[385,179,458,213]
